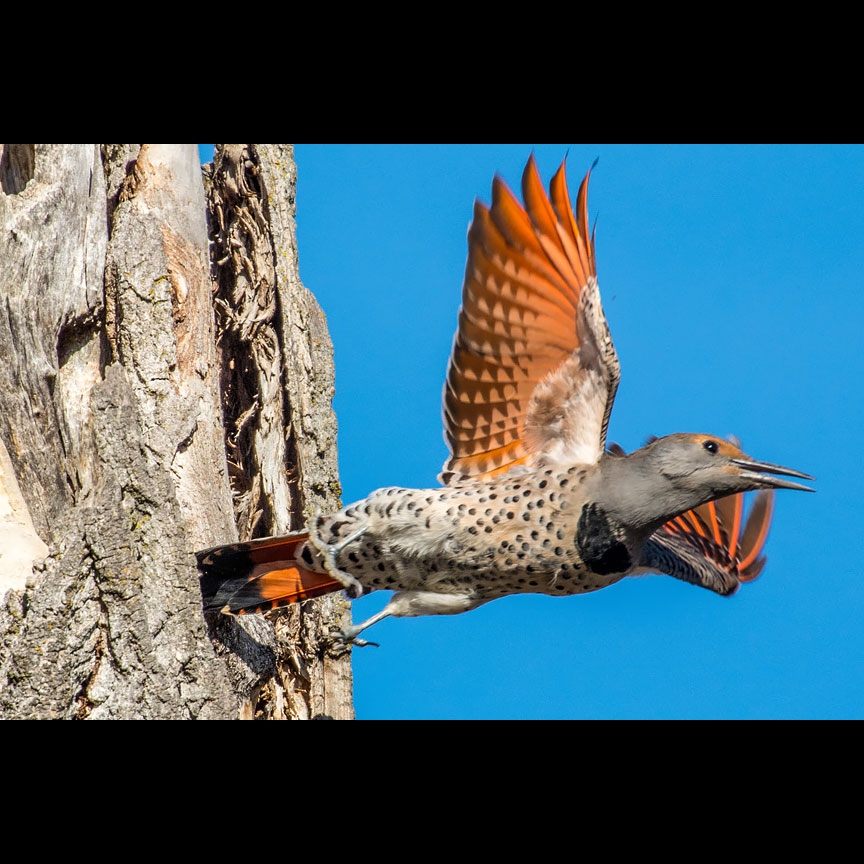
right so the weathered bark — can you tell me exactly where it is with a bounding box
[203,144,353,718]
[0,143,353,719]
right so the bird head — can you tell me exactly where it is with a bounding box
[644,433,814,498]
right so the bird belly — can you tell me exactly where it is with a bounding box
[310,476,635,601]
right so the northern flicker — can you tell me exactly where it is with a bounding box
[197,155,814,646]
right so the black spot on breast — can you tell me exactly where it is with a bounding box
[576,503,631,576]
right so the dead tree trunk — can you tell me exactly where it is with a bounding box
[0,143,353,719]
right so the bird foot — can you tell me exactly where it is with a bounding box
[306,523,367,599]
[329,626,380,649]
[328,603,391,649]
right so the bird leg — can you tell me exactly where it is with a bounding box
[330,608,392,648]
[306,520,385,647]
[305,522,368,600]
[331,591,486,648]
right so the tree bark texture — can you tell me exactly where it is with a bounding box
[0,143,353,719]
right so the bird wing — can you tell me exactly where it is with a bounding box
[440,154,620,485]
[640,490,775,595]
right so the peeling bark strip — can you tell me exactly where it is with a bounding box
[206,144,285,540]
[0,144,352,719]
[204,144,353,719]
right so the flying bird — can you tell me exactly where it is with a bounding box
[197,155,814,646]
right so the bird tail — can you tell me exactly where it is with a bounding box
[196,531,343,615]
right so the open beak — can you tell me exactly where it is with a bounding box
[731,457,815,492]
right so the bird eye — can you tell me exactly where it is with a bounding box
[703,440,719,454]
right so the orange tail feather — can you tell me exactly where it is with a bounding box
[196,531,343,615]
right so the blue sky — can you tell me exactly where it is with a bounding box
[200,144,863,719]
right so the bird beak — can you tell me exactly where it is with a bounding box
[730,457,815,492]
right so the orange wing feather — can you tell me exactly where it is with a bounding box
[441,155,612,484]
[655,490,776,589]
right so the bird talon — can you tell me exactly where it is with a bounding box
[330,627,379,648]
